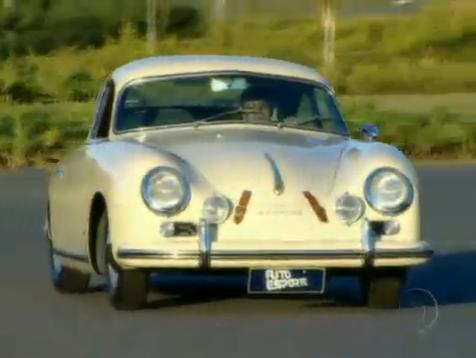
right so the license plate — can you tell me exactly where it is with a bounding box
[247,268,326,294]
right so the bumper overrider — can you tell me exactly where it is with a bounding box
[115,220,433,269]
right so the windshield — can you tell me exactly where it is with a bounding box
[115,73,348,135]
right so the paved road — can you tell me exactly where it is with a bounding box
[0,166,475,358]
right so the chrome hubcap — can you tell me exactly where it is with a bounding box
[107,263,119,292]
[51,253,62,276]
[105,223,119,293]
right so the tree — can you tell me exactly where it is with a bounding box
[3,0,14,9]
[213,0,227,22]
[211,0,230,46]
[146,0,157,53]
[158,0,170,36]
[146,0,170,53]
[321,0,336,72]
[210,0,227,38]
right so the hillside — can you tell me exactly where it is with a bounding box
[0,0,475,167]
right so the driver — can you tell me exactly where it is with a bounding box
[240,87,273,122]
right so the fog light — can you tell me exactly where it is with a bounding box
[202,195,232,224]
[335,194,365,225]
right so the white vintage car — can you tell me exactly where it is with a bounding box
[47,55,432,310]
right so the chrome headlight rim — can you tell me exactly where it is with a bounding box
[335,193,365,226]
[201,194,233,224]
[141,167,190,216]
[364,167,414,215]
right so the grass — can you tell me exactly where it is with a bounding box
[0,102,93,167]
[1,93,476,168]
[2,3,476,103]
[1,3,476,167]
[340,93,476,118]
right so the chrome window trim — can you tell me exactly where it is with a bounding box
[110,70,349,137]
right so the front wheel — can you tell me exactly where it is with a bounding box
[360,269,407,309]
[48,239,90,293]
[98,211,149,310]
[105,247,149,310]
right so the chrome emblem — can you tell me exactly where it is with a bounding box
[264,152,285,196]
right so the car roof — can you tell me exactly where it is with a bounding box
[111,55,330,90]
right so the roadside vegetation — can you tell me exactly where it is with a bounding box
[1,97,475,168]
[0,1,475,167]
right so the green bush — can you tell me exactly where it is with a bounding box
[343,103,476,159]
[1,98,476,168]
[0,102,93,167]
[165,6,206,38]
[62,71,98,102]
[2,5,476,101]
[0,3,475,166]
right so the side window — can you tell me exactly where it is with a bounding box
[90,81,115,139]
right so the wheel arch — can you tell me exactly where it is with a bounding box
[88,192,107,274]
[45,200,51,240]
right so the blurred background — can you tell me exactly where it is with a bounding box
[0,0,475,167]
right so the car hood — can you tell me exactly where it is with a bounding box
[129,125,349,200]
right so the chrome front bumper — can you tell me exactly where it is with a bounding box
[116,220,433,269]
[117,248,433,261]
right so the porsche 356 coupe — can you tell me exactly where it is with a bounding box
[46,55,432,310]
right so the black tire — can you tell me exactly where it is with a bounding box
[97,211,148,310]
[48,239,90,293]
[361,269,406,309]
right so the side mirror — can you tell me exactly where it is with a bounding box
[361,124,379,142]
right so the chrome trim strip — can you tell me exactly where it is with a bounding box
[53,249,89,263]
[212,252,362,260]
[116,248,433,261]
[371,250,434,259]
[211,249,433,260]
[117,250,198,260]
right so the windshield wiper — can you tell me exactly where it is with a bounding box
[287,115,329,127]
[194,108,263,128]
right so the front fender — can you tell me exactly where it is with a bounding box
[90,140,218,252]
[331,140,420,243]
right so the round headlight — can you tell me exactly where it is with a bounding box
[365,168,414,214]
[335,194,365,225]
[202,195,232,224]
[141,167,189,215]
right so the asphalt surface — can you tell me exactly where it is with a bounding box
[1,166,476,358]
